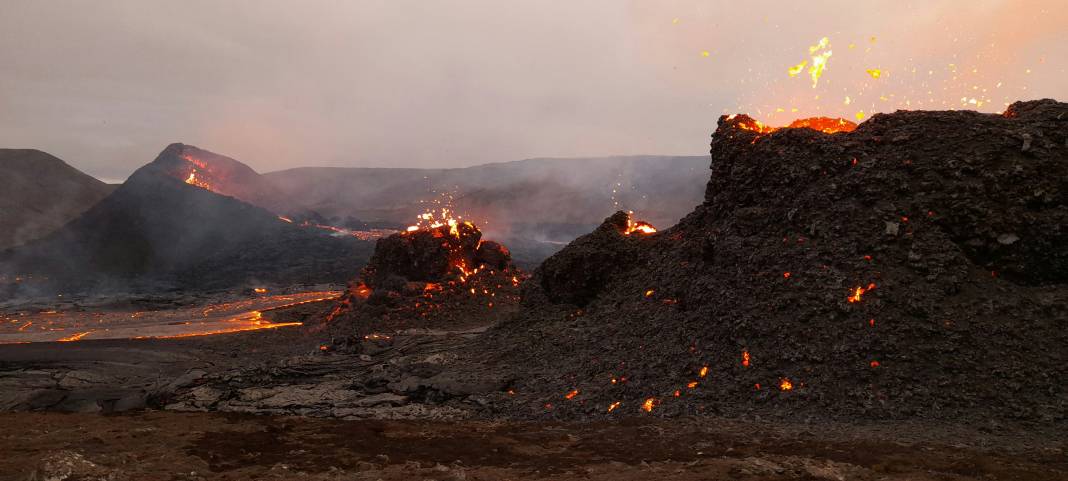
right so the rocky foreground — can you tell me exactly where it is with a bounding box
[2,411,1065,480]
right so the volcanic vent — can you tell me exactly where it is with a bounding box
[320,209,524,343]
[473,100,1068,422]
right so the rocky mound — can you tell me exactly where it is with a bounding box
[320,222,523,345]
[0,149,115,250]
[1,144,374,296]
[473,100,1068,423]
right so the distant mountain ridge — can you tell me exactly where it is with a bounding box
[0,149,115,250]
[1,144,372,296]
[264,155,709,241]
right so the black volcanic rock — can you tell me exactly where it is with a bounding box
[1,144,373,295]
[474,100,1068,423]
[0,149,115,250]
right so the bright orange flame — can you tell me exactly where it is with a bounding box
[184,169,213,190]
[742,350,750,367]
[564,389,579,400]
[780,378,794,391]
[642,397,656,412]
[624,219,657,235]
[699,366,709,378]
[253,288,267,294]
[607,401,621,412]
[848,283,877,303]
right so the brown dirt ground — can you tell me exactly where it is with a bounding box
[1,411,1065,481]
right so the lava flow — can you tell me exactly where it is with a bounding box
[0,291,340,344]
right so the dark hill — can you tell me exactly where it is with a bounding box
[1,144,373,296]
[0,149,115,250]
[473,100,1068,424]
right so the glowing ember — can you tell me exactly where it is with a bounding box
[687,381,698,389]
[253,288,268,294]
[57,331,90,342]
[607,401,621,412]
[742,350,750,367]
[870,360,880,368]
[847,283,877,303]
[699,366,709,378]
[564,389,579,400]
[641,397,656,412]
[789,37,832,88]
[780,378,794,391]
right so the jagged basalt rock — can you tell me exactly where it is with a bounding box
[321,222,523,338]
[475,100,1068,423]
[535,211,652,306]
[362,223,483,288]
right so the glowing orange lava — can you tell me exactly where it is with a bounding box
[624,219,657,235]
[848,283,877,303]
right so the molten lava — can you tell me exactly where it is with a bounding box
[622,213,658,236]
[786,117,857,134]
[184,169,213,190]
[847,283,877,303]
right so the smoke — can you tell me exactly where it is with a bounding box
[2,1,1063,181]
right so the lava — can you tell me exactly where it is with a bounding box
[0,291,340,344]
[184,169,213,190]
[847,283,877,303]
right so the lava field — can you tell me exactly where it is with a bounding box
[466,99,1068,423]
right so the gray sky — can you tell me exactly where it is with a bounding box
[1,0,1064,181]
